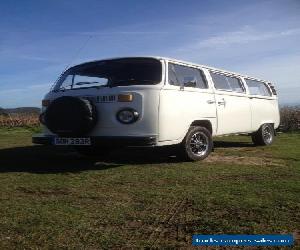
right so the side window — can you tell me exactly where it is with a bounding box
[168,64,180,86]
[168,63,208,89]
[226,76,244,93]
[210,73,231,90]
[211,72,244,93]
[245,79,272,96]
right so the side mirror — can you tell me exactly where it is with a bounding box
[184,80,197,88]
[183,76,197,88]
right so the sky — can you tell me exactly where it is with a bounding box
[0,0,299,108]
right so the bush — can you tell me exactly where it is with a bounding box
[279,106,300,132]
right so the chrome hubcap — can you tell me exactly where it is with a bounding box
[190,132,209,156]
[263,126,272,143]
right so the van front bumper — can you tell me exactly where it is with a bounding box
[32,134,157,147]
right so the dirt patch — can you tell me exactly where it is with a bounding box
[120,198,198,247]
[16,187,71,196]
[205,154,286,167]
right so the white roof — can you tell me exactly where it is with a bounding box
[72,56,273,84]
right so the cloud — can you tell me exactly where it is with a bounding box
[178,27,300,51]
[235,53,300,89]
[168,24,300,104]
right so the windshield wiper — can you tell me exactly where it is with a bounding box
[53,83,108,92]
[56,86,71,92]
[75,81,100,86]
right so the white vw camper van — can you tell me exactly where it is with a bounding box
[33,57,280,161]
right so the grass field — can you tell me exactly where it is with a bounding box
[0,128,299,249]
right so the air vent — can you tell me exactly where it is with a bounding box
[267,83,277,95]
[97,95,116,103]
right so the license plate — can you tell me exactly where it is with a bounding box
[54,137,91,146]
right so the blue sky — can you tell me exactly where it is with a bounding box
[0,0,299,107]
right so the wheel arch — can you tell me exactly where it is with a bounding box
[179,121,214,161]
[254,121,275,133]
[190,120,213,135]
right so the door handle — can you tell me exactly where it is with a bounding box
[217,98,226,106]
[207,100,215,104]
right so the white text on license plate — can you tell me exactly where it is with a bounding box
[54,138,91,145]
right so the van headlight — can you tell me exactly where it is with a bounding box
[116,108,139,124]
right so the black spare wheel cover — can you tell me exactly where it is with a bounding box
[44,96,97,136]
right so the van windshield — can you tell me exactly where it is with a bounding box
[53,58,162,91]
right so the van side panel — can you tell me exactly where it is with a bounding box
[158,87,217,143]
[250,97,280,131]
[214,92,252,135]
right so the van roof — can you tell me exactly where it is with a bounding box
[72,56,273,84]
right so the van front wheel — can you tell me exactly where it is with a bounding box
[251,124,274,146]
[179,126,213,161]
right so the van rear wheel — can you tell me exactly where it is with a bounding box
[251,124,274,146]
[179,126,213,161]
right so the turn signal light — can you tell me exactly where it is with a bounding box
[118,94,133,102]
[42,99,50,107]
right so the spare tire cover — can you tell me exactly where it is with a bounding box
[44,96,97,136]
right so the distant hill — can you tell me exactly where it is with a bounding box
[279,102,300,108]
[0,107,8,116]
[4,107,41,115]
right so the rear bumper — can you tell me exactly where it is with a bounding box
[32,134,157,147]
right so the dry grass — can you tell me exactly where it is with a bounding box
[205,154,286,167]
[0,114,39,128]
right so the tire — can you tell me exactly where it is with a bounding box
[251,124,274,146]
[179,126,213,161]
[75,146,110,159]
[44,96,97,136]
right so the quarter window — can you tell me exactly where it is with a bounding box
[211,72,244,93]
[168,63,207,89]
[211,73,231,90]
[245,79,272,96]
[227,77,244,93]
